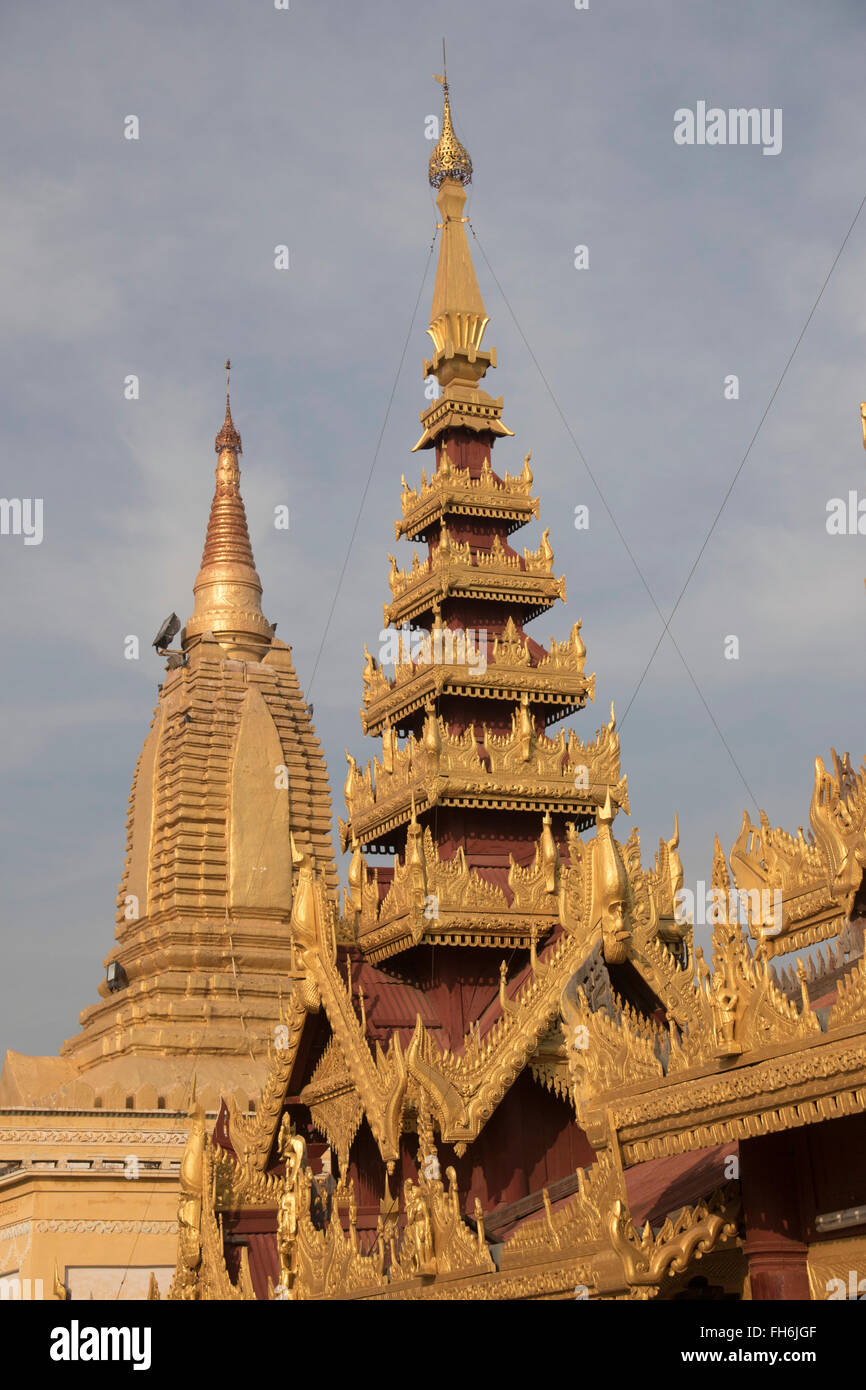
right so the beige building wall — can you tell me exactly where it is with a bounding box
[0,1108,199,1299]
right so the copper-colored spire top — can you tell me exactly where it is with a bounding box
[183,365,274,661]
[215,359,242,454]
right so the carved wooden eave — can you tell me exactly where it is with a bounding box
[387,527,558,599]
[829,956,866,1027]
[597,1027,866,1167]
[402,929,607,1145]
[396,453,538,542]
[341,776,607,852]
[213,1142,281,1210]
[282,851,410,1166]
[298,921,587,1157]
[384,557,566,628]
[358,908,555,964]
[347,815,695,1147]
[221,800,699,1175]
[361,647,594,737]
[303,949,407,1166]
[342,705,626,851]
[221,860,621,1169]
[496,1154,739,1301]
[605,1187,740,1292]
[356,822,559,962]
[528,1026,572,1103]
[363,670,593,739]
[628,933,702,1032]
[411,387,513,453]
[564,925,866,1166]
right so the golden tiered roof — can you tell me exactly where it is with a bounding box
[168,735,866,1300]
[396,451,538,542]
[164,72,866,1307]
[342,700,625,853]
[361,615,594,737]
[382,522,565,627]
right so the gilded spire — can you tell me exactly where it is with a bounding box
[184,363,274,661]
[413,66,513,451]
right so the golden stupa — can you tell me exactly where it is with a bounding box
[0,376,335,1299]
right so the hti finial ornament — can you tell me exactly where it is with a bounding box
[215,357,242,454]
[428,41,473,190]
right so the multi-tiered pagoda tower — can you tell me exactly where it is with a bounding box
[342,77,626,984]
[178,81,656,1285]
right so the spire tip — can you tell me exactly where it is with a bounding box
[428,59,472,189]
[216,360,241,454]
